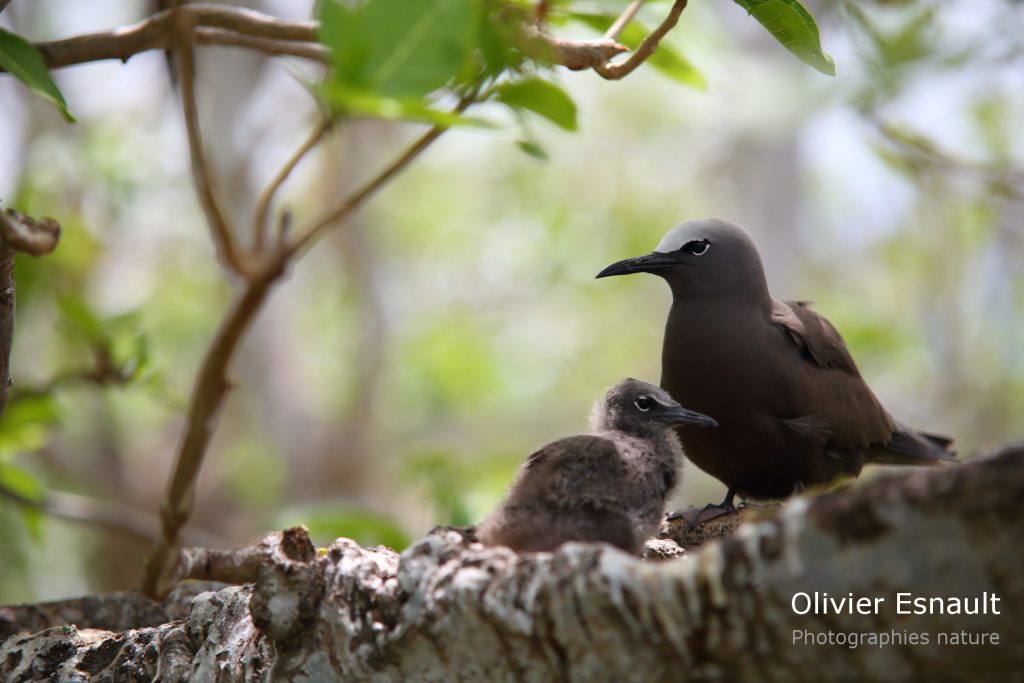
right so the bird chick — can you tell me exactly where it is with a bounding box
[597,218,956,516]
[477,378,717,554]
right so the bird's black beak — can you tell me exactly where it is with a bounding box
[661,406,718,428]
[596,251,679,278]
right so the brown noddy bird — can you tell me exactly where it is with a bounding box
[597,218,955,514]
[477,378,717,554]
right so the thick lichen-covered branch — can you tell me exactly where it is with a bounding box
[4,447,1022,682]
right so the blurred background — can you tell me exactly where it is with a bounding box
[1,0,1022,602]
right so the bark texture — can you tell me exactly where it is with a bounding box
[0,247,14,418]
[0,208,60,419]
[2,448,1022,682]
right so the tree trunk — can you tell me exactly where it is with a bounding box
[2,447,1022,682]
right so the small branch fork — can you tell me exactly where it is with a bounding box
[0,2,689,598]
[596,0,687,79]
[143,76,474,599]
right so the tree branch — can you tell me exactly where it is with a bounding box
[870,116,1024,197]
[284,126,445,257]
[0,208,61,419]
[285,87,482,258]
[517,24,629,71]
[594,0,687,80]
[175,29,245,275]
[10,3,681,82]
[163,526,313,589]
[142,269,281,599]
[252,117,331,251]
[0,209,60,257]
[26,4,320,70]
[604,0,645,41]
[4,447,1023,680]
[193,27,329,63]
[0,248,13,421]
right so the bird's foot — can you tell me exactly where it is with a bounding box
[734,500,783,517]
[666,501,736,528]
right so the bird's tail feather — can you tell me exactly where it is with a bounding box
[866,427,957,466]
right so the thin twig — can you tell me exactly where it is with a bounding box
[144,270,280,598]
[285,89,482,258]
[604,0,645,41]
[194,28,329,63]
[595,0,687,80]
[870,117,1024,197]
[252,117,331,251]
[14,358,135,397]
[0,479,226,547]
[175,27,245,275]
[284,128,445,257]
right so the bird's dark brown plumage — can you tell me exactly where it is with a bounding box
[597,218,955,505]
[477,378,717,553]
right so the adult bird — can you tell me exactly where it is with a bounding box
[477,378,717,554]
[597,218,955,518]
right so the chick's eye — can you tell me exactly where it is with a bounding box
[684,239,710,256]
[634,396,652,411]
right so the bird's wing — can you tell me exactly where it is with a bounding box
[519,435,628,510]
[770,298,895,449]
[771,299,861,374]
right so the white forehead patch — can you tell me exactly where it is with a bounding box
[654,218,735,253]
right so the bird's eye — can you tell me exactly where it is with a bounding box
[683,239,710,256]
[634,396,653,411]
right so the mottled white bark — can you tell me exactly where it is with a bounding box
[2,447,1021,682]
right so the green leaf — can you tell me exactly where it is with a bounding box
[516,139,549,161]
[320,81,494,127]
[478,11,523,76]
[57,294,105,345]
[571,13,706,90]
[731,0,835,76]
[494,78,578,131]
[100,311,150,381]
[0,464,46,540]
[643,41,707,90]
[0,28,76,122]
[0,394,61,457]
[317,1,366,84]
[318,0,479,99]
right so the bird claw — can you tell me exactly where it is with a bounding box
[666,502,736,528]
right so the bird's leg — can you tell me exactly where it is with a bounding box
[666,488,737,527]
